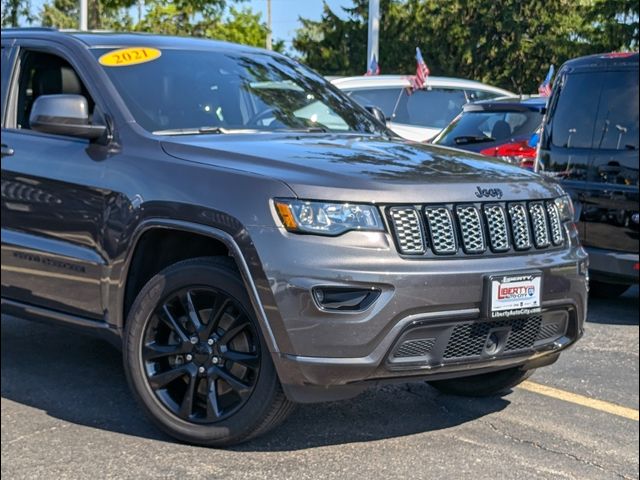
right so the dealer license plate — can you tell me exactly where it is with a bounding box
[489,272,542,319]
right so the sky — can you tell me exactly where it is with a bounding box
[245,0,351,47]
[26,0,353,47]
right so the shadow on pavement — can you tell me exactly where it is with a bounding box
[1,315,509,451]
[587,285,639,326]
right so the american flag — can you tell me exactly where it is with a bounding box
[538,65,555,96]
[365,55,380,76]
[410,47,430,92]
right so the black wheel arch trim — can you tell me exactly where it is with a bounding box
[113,218,283,355]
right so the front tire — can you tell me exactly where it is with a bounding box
[123,257,294,447]
[427,367,534,397]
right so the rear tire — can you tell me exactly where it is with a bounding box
[427,367,534,397]
[123,256,294,447]
[589,280,631,299]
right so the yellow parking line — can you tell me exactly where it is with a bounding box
[519,381,639,422]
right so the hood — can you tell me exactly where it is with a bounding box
[161,133,564,203]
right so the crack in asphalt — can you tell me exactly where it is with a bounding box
[484,421,633,480]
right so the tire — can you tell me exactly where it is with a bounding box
[123,256,294,447]
[589,280,631,299]
[427,367,534,397]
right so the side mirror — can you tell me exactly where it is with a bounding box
[29,94,107,140]
[364,105,387,125]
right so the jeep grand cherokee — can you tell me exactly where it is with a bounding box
[0,29,588,447]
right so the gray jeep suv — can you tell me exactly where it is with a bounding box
[0,30,588,447]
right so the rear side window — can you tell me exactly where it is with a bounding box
[346,88,402,119]
[551,70,639,150]
[394,88,467,128]
[594,70,639,150]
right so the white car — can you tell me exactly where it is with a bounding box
[332,75,514,142]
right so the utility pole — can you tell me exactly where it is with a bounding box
[266,0,273,50]
[79,0,88,30]
[367,0,380,69]
[138,0,144,24]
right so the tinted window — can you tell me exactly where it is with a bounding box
[346,88,403,118]
[467,89,502,102]
[551,70,639,150]
[393,88,468,128]
[433,109,543,146]
[593,70,639,150]
[93,49,383,135]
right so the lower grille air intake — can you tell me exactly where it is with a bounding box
[443,316,543,359]
[393,338,436,358]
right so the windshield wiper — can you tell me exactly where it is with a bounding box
[273,126,330,133]
[153,127,260,136]
[453,135,495,145]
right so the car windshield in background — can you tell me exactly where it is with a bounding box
[434,109,543,146]
[347,87,501,129]
[92,49,384,135]
[552,70,639,150]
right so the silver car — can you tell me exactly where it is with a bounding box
[332,74,513,141]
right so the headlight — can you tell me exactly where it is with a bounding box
[274,199,384,235]
[554,194,575,222]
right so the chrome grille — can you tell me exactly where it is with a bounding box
[456,206,486,253]
[387,199,564,257]
[508,203,532,250]
[484,204,510,252]
[546,202,564,245]
[424,207,457,254]
[529,202,551,248]
[388,207,425,254]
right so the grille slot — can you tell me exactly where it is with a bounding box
[456,205,486,253]
[484,204,510,252]
[546,202,564,245]
[424,207,457,254]
[529,202,551,248]
[508,203,532,250]
[443,316,543,359]
[393,338,436,358]
[388,207,425,254]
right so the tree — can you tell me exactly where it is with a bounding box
[1,0,34,26]
[41,0,137,29]
[293,0,639,93]
[582,0,639,51]
[38,0,282,51]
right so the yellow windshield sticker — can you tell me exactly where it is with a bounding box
[98,47,161,67]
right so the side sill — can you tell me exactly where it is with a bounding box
[1,297,122,348]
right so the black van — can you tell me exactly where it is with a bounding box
[537,52,639,298]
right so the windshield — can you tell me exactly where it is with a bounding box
[92,48,385,135]
[433,109,543,146]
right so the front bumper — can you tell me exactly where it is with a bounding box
[246,226,588,402]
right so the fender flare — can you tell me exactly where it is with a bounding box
[112,218,280,354]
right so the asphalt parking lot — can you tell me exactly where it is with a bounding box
[1,286,638,480]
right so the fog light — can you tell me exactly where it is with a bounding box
[312,287,380,311]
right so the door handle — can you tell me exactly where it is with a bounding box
[1,144,14,157]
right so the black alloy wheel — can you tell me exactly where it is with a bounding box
[142,286,260,423]
[124,257,294,447]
